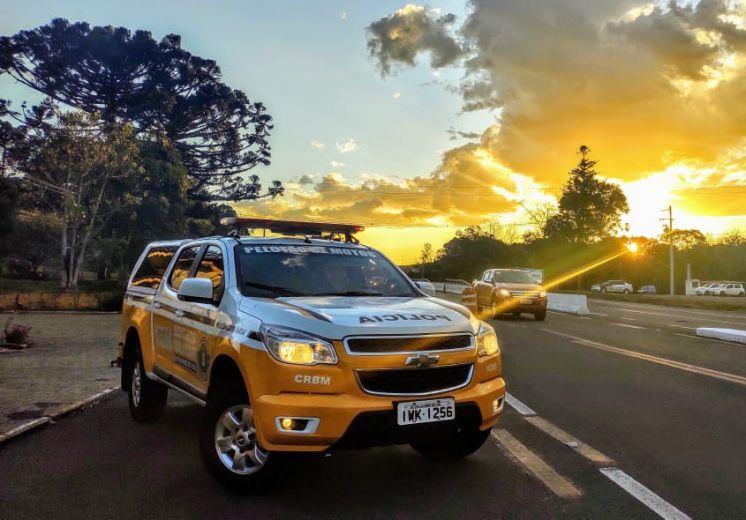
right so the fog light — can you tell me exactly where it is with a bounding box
[276,417,318,433]
[492,397,504,415]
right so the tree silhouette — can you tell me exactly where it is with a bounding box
[544,146,629,244]
[0,18,280,201]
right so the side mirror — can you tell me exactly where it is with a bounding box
[414,281,435,296]
[177,278,215,304]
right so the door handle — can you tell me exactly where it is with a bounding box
[174,309,184,319]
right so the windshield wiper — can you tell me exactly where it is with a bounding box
[313,290,385,296]
[244,281,304,296]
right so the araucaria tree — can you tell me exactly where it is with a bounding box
[0,18,281,201]
[544,146,629,244]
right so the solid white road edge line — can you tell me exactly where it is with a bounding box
[505,392,537,416]
[543,329,746,387]
[599,467,691,520]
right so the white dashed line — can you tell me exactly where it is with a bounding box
[505,392,537,416]
[493,429,582,499]
[612,322,646,330]
[600,467,691,520]
[524,416,614,464]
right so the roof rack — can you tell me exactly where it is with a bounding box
[220,217,365,242]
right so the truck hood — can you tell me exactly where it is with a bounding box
[496,282,544,292]
[238,296,475,339]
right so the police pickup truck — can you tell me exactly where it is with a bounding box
[118,218,505,491]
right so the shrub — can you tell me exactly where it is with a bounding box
[3,318,32,345]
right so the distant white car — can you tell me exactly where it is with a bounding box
[600,280,633,294]
[412,279,436,296]
[714,282,745,297]
[695,283,716,296]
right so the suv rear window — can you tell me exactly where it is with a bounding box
[130,246,178,289]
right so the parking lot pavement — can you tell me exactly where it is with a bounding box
[0,312,120,437]
[1,392,660,519]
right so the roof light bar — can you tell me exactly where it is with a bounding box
[220,217,365,238]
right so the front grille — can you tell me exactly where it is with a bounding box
[346,334,473,354]
[356,364,473,395]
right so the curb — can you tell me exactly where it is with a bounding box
[0,386,120,446]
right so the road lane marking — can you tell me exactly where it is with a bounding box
[505,392,537,416]
[613,322,646,330]
[588,312,608,317]
[543,329,746,387]
[619,317,638,321]
[600,467,691,520]
[492,429,583,499]
[607,307,745,327]
[524,416,614,465]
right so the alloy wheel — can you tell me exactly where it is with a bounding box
[214,405,268,475]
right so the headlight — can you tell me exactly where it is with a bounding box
[260,325,337,365]
[539,291,547,298]
[476,322,500,357]
[498,288,511,298]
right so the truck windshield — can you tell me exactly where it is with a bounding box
[235,244,417,298]
[494,271,535,284]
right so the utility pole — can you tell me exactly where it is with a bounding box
[662,206,675,295]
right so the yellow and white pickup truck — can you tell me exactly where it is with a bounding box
[118,218,505,491]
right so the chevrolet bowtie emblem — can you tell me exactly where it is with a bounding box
[405,353,440,368]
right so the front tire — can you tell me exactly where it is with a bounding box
[622,289,630,294]
[127,349,167,423]
[199,383,280,493]
[411,427,491,460]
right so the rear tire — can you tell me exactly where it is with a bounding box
[534,311,546,321]
[622,289,630,294]
[199,383,282,493]
[411,427,491,460]
[127,347,167,423]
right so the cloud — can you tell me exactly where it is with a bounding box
[392,91,402,99]
[366,4,465,76]
[366,1,746,223]
[298,174,315,185]
[234,139,528,228]
[336,138,358,154]
[310,139,325,150]
[340,11,347,21]
[330,160,346,168]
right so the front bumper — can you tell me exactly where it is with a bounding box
[496,296,547,313]
[252,376,505,452]
[240,344,505,452]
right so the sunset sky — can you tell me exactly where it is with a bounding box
[2,0,746,263]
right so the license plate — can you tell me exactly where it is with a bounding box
[397,398,455,426]
[520,298,534,304]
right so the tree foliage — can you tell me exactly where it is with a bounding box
[0,18,279,201]
[15,110,140,288]
[544,146,629,244]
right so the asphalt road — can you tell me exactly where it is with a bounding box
[2,298,745,518]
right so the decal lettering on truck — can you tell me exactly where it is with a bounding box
[294,374,331,386]
[358,313,452,324]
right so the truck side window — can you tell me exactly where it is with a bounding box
[130,246,177,289]
[195,246,225,301]
[169,246,200,290]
